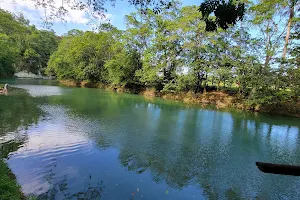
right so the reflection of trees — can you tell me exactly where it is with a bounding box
[0,89,42,158]
[47,88,300,199]
[0,89,41,134]
[35,174,104,200]
[49,88,186,120]
[0,140,26,158]
[115,107,300,199]
[0,91,105,200]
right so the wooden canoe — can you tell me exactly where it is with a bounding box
[256,162,300,176]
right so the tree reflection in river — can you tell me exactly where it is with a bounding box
[0,89,41,158]
[35,175,104,200]
[1,86,300,199]
[47,88,300,199]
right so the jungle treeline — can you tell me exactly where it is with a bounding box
[0,0,299,112]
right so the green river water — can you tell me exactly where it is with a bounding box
[0,79,300,200]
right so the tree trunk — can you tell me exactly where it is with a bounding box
[282,3,295,59]
[264,55,271,68]
[203,85,207,93]
[264,20,272,68]
[195,72,201,93]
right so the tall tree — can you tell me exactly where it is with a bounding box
[282,0,298,59]
[250,1,286,68]
[0,34,18,77]
[8,0,248,32]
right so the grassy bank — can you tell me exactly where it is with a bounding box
[158,91,300,118]
[0,159,24,200]
[59,80,300,118]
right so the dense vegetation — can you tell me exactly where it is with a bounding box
[0,9,58,77]
[47,0,299,110]
[0,0,299,112]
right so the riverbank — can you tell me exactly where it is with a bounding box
[142,89,300,118]
[59,80,300,118]
[0,159,24,200]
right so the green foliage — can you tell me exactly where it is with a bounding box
[0,34,18,77]
[135,50,162,88]
[46,1,299,108]
[1,1,296,108]
[287,67,300,100]
[19,30,58,74]
[0,159,23,200]
[105,48,141,86]
[0,9,58,77]
[199,0,246,31]
[47,31,116,83]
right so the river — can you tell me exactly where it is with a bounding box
[0,79,300,200]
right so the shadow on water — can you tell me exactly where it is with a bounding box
[1,85,300,200]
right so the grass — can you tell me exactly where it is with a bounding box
[0,159,24,200]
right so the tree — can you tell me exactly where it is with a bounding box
[276,0,299,59]
[47,31,117,83]
[199,0,246,31]
[178,5,208,92]
[18,29,58,74]
[11,1,296,109]
[286,21,300,99]
[251,0,299,62]
[105,45,141,87]
[11,0,247,32]
[0,9,58,77]
[0,34,18,77]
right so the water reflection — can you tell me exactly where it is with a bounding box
[1,86,300,199]
[0,89,41,158]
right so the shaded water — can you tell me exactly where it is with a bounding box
[1,79,300,199]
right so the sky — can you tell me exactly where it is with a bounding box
[0,0,202,35]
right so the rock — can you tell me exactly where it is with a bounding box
[14,71,52,79]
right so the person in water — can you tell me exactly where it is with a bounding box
[4,83,8,92]
[1,83,8,93]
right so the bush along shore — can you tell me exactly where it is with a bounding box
[59,80,300,118]
[45,2,299,118]
[1,3,299,117]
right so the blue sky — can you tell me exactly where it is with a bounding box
[1,0,203,35]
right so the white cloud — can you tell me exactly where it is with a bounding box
[0,0,112,26]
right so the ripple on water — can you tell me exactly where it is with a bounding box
[6,104,98,196]
[2,87,300,200]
